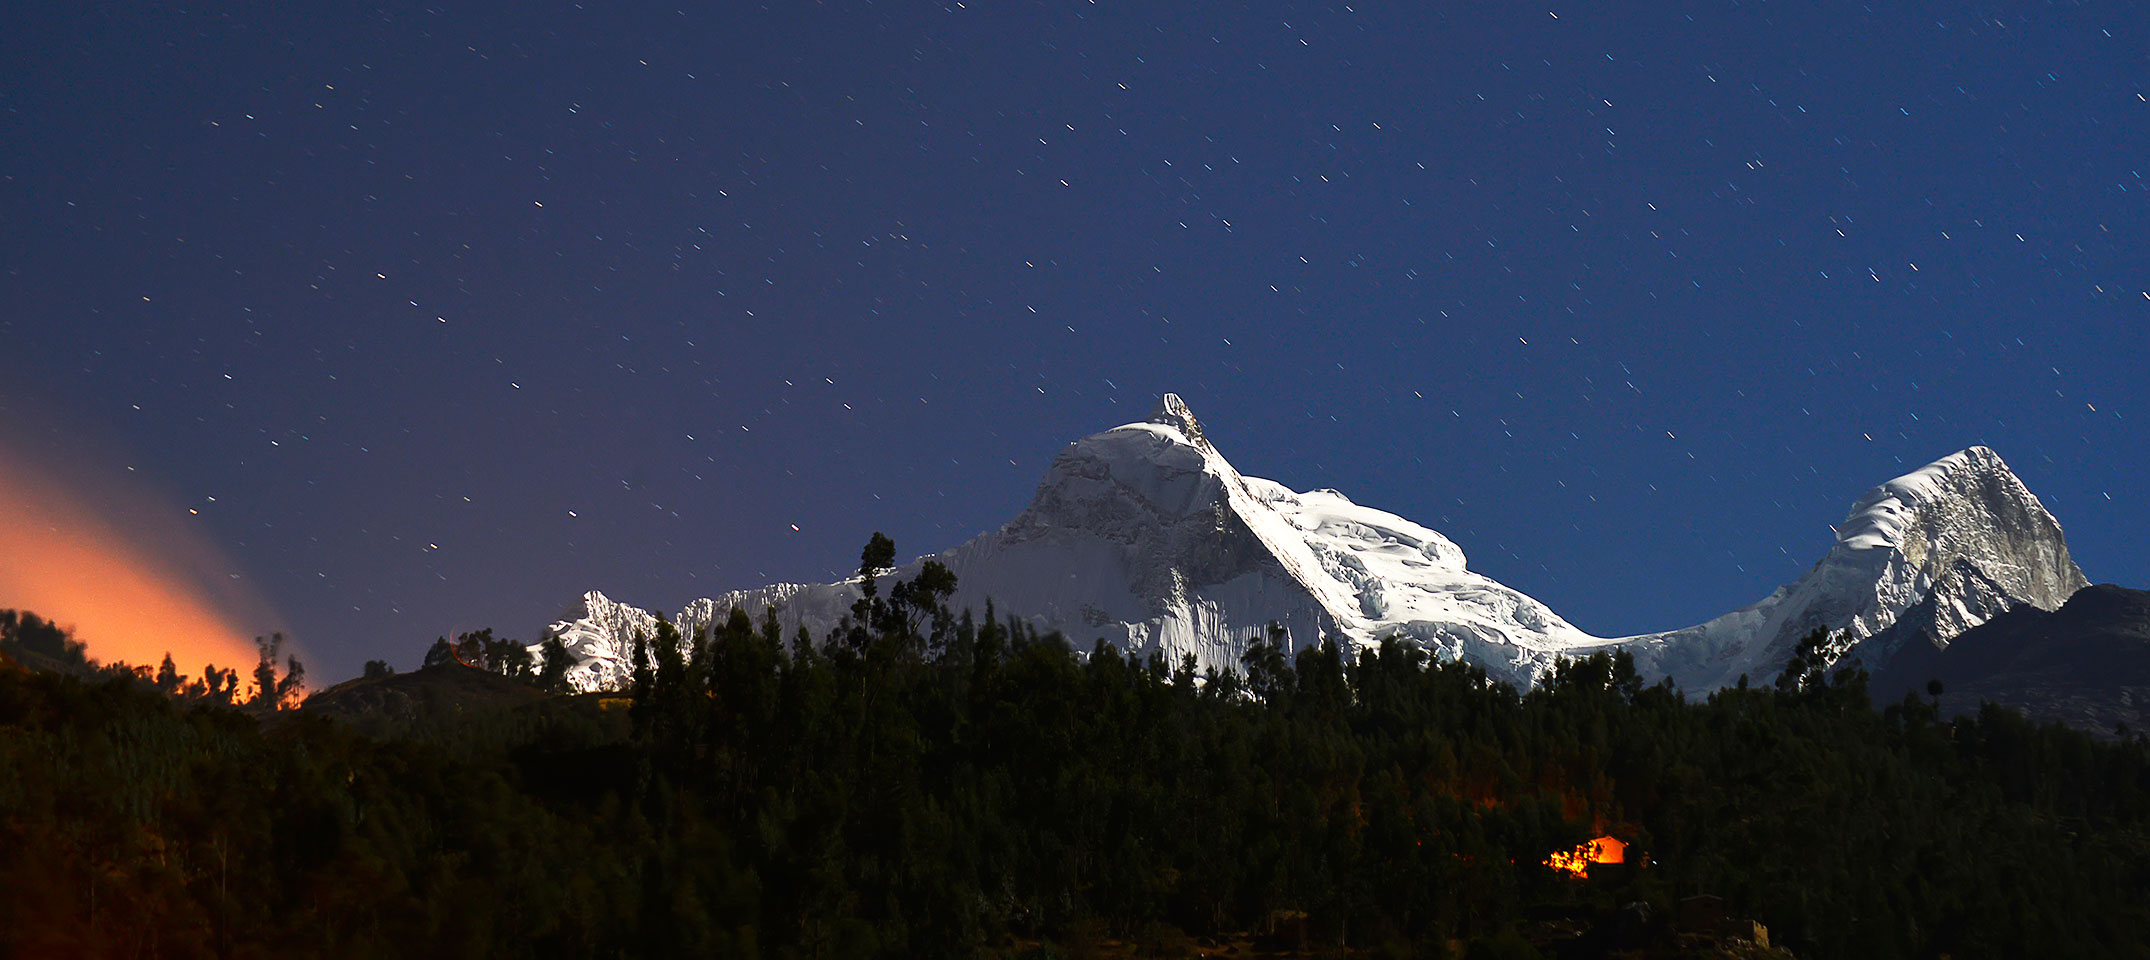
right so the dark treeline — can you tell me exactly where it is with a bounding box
[0,608,306,710]
[4,539,2150,958]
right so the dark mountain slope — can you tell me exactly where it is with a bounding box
[1871,584,2150,736]
[304,660,552,735]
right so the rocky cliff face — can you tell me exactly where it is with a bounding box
[1625,446,2089,690]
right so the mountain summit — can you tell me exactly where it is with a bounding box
[538,397,2088,694]
[1623,445,2088,688]
[1147,392,1211,451]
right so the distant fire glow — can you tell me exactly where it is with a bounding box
[1546,836,1627,877]
[0,452,270,673]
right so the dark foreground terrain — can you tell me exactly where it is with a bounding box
[1872,584,2150,736]
[5,562,2150,958]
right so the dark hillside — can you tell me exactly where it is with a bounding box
[0,609,98,678]
[1872,585,2150,735]
[6,557,2150,958]
[303,659,552,736]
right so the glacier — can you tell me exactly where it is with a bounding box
[537,394,2088,695]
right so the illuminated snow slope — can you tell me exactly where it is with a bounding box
[1618,444,2088,690]
[540,396,2087,694]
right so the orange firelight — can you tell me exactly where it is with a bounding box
[1545,835,1627,877]
[0,443,275,674]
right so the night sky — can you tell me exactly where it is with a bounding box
[4,2,2144,681]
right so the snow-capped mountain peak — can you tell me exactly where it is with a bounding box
[1839,445,2011,551]
[544,590,661,693]
[1831,445,2087,657]
[1625,446,2088,688]
[537,400,2089,696]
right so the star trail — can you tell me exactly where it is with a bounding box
[3,2,2143,679]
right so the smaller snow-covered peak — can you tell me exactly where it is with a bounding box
[1635,444,2088,691]
[541,590,663,693]
[1147,393,1209,450]
[559,590,646,631]
[1835,446,2015,551]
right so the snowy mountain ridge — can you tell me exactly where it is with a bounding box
[538,395,2088,694]
[1618,445,2088,689]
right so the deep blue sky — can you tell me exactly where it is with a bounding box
[4,1,2144,681]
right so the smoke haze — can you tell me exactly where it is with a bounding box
[0,436,280,675]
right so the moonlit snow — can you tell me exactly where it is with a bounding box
[538,396,2088,695]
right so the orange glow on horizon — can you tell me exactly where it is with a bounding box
[1546,835,1627,877]
[0,452,272,675]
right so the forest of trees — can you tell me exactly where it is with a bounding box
[3,537,2149,958]
[0,608,306,710]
